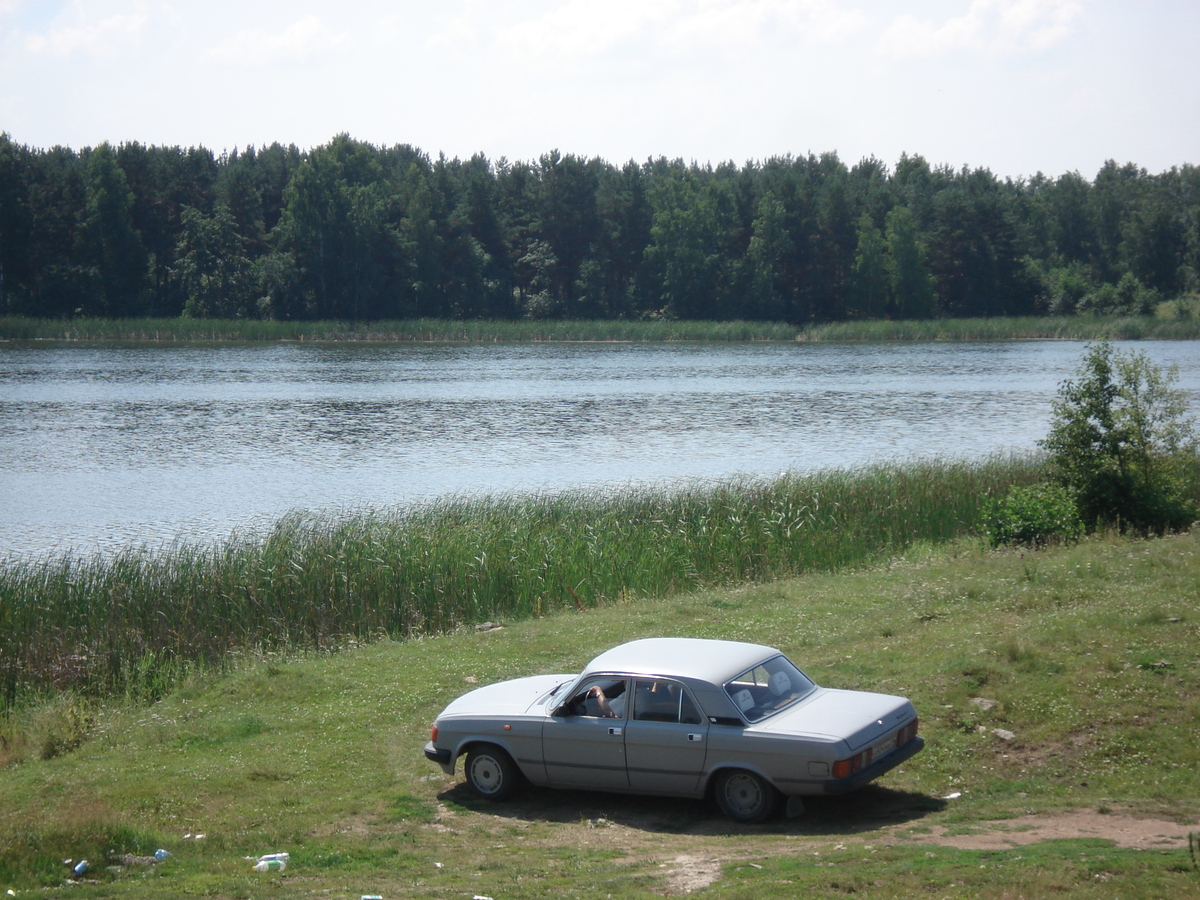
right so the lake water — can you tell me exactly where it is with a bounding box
[3,340,1199,557]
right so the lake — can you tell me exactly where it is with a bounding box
[3,340,1199,556]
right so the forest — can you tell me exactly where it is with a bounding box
[0,131,1198,324]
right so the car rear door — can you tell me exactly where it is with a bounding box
[624,679,709,795]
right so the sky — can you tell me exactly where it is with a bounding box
[1,0,1197,181]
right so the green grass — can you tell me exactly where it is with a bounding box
[4,313,1200,343]
[1,530,1198,898]
[0,457,1042,706]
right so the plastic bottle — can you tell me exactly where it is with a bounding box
[72,860,89,877]
[154,849,171,861]
[254,858,286,872]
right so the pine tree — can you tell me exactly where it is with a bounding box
[847,214,889,319]
[885,206,938,319]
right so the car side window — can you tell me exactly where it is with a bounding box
[678,691,703,725]
[632,679,704,725]
[564,678,627,718]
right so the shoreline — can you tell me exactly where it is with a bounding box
[4,314,1200,344]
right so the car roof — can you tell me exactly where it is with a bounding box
[582,638,780,684]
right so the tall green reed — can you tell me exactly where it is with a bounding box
[0,316,800,343]
[0,457,1041,706]
[797,315,1200,342]
[5,315,1199,344]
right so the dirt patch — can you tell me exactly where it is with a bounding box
[661,855,723,894]
[645,809,1199,892]
[894,810,1197,850]
[425,800,457,833]
[430,784,1197,895]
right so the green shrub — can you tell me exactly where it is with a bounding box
[982,483,1084,548]
[1041,341,1199,534]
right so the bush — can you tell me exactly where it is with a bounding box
[1041,341,1199,534]
[1077,273,1160,316]
[982,483,1083,547]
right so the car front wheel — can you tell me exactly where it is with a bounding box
[465,746,521,801]
[714,769,779,823]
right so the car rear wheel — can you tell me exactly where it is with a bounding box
[465,746,521,801]
[714,769,779,823]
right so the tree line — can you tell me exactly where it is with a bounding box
[1,132,1197,323]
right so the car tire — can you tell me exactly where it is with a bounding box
[714,769,779,823]
[465,745,521,801]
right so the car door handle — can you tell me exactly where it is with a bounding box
[688,733,703,742]
[609,726,622,736]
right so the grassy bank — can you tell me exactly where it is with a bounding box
[0,457,1042,707]
[3,314,1200,343]
[0,530,1197,898]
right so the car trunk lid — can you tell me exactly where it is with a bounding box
[754,687,915,750]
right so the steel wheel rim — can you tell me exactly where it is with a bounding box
[469,754,504,795]
[722,773,765,816]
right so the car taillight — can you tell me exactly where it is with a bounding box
[832,747,873,779]
[896,717,919,747]
[431,724,439,742]
[833,718,919,779]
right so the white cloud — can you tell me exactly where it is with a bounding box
[23,10,149,59]
[438,0,868,70]
[664,0,869,47]
[459,0,676,65]
[202,15,350,68]
[878,0,1085,60]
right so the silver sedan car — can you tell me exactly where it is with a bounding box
[424,637,923,822]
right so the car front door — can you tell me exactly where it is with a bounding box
[542,676,630,789]
[624,679,709,795]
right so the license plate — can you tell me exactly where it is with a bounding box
[870,734,895,762]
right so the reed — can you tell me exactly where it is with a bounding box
[4,314,1199,344]
[797,315,1200,342]
[0,316,800,343]
[0,456,1042,707]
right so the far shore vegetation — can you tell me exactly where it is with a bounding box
[4,312,1200,344]
[3,134,1200,330]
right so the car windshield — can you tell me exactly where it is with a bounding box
[724,655,816,722]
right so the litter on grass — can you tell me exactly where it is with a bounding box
[250,852,290,872]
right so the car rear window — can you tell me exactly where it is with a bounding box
[724,655,816,722]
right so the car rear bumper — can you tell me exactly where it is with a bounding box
[823,736,924,794]
[424,741,455,774]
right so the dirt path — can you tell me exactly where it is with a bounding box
[431,785,1199,895]
[634,809,1197,893]
[894,809,1196,851]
